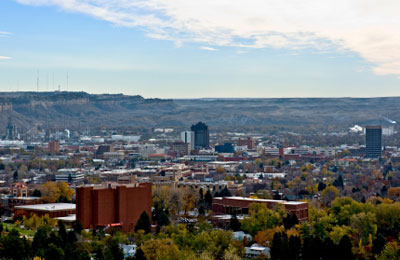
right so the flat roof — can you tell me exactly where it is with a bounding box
[9,196,41,201]
[55,214,76,222]
[15,203,75,212]
[221,196,307,205]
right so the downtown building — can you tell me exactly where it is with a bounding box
[76,182,152,232]
[365,125,382,158]
[191,122,210,149]
[180,131,195,151]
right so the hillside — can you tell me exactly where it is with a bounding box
[0,92,399,132]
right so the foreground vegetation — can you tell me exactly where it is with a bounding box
[1,194,400,260]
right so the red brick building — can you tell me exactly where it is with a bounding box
[48,141,60,154]
[238,137,255,149]
[76,183,152,232]
[212,196,308,222]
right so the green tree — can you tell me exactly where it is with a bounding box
[0,229,32,260]
[241,203,282,236]
[337,235,354,260]
[135,211,151,234]
[45,243,65,260]
[377,242,400,260]
[205,189,213,208]
[105,239,124,260]
[229,213,241,232]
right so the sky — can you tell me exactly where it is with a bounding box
[0,0,399,98]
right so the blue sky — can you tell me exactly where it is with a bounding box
[0,0,400,98]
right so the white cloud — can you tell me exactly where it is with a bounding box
[15,0,400,76]
[200,46,217,51]
[0,31,11,37]
[0,56,12,60]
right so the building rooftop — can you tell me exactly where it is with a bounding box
[55,214,76,222]
[217,196,306,205]
[15,203,76,211]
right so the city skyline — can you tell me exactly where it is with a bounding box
[1,0,400,98]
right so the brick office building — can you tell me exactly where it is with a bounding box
[238,137,255,149]
[48,140,60,154]
[76,183,152,232]
[212,196,308,222]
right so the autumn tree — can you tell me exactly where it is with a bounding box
[321,185,339,206]
[40,182,74,203]
[241,203,282,236]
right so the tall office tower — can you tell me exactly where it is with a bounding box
[180,131,195,150]
[365,125,382,158]
[5,117,17,140]
[191,122,210,149]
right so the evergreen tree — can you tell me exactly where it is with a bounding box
[105,240,124,260]
[372,233,386,255]
[32,189,42,197]
[288,236,301,260]
[338,235,354,260]
[198,205,205,215]
[33,225,52,258]
[13,170,18,182]
[135,211,151,234]
[134,248,146,260]
[271,232,289,260]
[156,210,170,233]
[45,243,65,260]
[199,187,204,200]
[229,213,241,231]
[58,220,68,243]
[73,220,83,234]
[219,186,232,197]
[318,181,326,191]
[0,229,32,260]
[205,189,213,207]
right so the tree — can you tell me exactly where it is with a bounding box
[40,182,74,203]
[13,170,18,182]
[58,220,68,243]
[241,203,282,236]
[321,186,339,206]
[337,235,354,260]
[199,187,204,200]
[351,212,377,244]
[141,238,182,260]
[271,232,289,260]
[229,213,241,231]
[283,213,299,230]
[133,247,146,260]
[56,182,74,202]
[105,239,124,260]
[288,235,301,260]
[219,186,232,197]
[223,245,241,260]
[377,242,400,260]
[0,229,32,260]
[32,189,42,197]
[45,243,64,260]
[198,205,205,216]
[135,211,151,234]
[205,189,213,208]
[372,233,387,255]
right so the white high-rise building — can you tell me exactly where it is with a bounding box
[181,131,195,150]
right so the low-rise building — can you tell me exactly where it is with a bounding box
[14,203,76,219]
